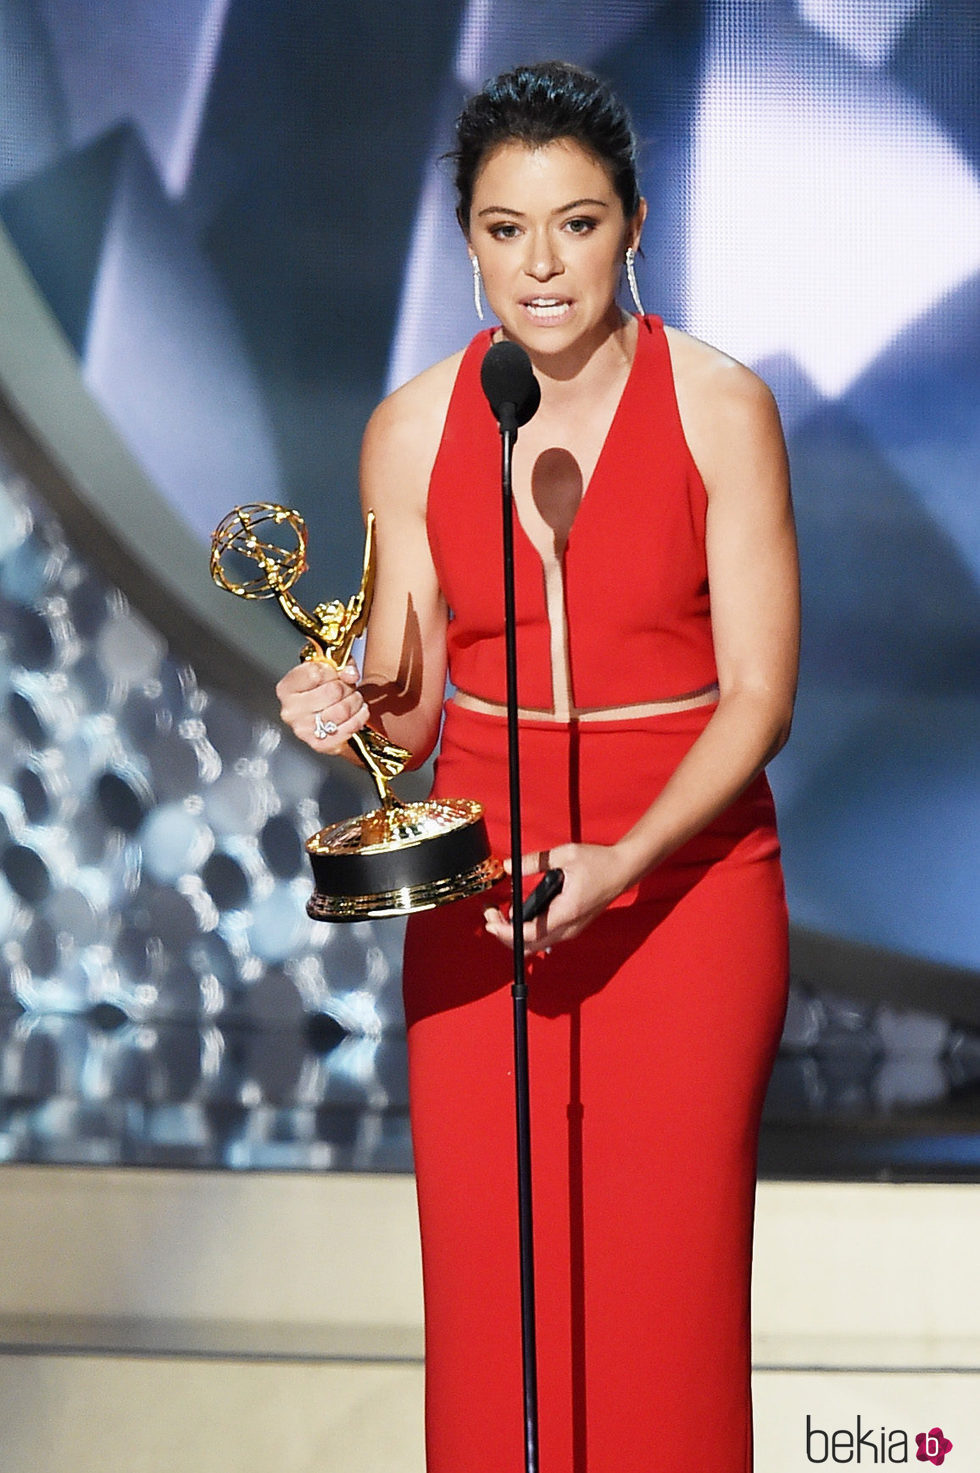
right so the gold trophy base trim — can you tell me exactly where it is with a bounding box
[305,856,503,921]
[304,798,504,921]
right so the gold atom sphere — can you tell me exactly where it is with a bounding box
[210,503,309,599]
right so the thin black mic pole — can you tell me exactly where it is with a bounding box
[499,416,539,1473]
[481,339,542,1473]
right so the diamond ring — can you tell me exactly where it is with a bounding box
[313,712,339,740]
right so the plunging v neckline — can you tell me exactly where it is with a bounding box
[503,319,648,718]
[510,320,645,567]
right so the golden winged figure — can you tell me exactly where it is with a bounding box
[210,504,409,804]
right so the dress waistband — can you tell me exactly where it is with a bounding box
[451,683,720,724]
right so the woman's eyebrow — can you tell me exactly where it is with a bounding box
[476,197,611,218]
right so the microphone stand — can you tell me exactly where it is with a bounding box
[497,404,540,1473]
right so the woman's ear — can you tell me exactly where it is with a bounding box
[629,197,648,254]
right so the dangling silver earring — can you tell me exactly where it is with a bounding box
[471,255,485,322]
[625,246,645,316]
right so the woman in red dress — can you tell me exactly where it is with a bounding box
[278,61,799,1473]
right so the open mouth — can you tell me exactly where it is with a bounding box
[522,297,572,321]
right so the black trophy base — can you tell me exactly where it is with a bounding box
[305,797,503,921]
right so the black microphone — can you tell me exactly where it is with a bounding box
[480,340,541,434]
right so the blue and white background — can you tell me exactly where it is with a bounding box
[0,0,977,1173]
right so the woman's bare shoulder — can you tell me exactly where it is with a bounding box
[359,348,468,517]
[662,325,776,416]
[661,325,784,488]
[362,350,466,473]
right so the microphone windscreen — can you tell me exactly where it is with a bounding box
[480,341,541,428]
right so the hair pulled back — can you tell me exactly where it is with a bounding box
[451,61,641,228]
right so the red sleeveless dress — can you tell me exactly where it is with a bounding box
[402,317,788,1473]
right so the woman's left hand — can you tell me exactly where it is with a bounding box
[482,842,635,953]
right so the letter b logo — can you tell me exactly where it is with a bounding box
[806,1416,828,1463]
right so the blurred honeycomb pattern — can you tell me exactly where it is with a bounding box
[768,987,980,1122]
[0,447,411,1170]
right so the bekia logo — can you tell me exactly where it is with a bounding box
[915,1429,953,1466]
[806,1416,954,1464]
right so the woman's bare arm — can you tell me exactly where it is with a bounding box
[613,340,799,860]
[276,355,459,766]
[355,362,458,765]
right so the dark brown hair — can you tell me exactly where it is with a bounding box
[450,61,641,228]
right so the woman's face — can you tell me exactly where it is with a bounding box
[466,138,645,362]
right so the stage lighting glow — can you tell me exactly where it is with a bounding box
[688,13,980,397]
[794,0,925,67]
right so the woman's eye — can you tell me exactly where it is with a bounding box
[489,222,520,239]
[564,217,596,234]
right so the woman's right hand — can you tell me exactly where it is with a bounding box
[275,659,370,755]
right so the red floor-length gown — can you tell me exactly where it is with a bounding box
[402,316,788,1473]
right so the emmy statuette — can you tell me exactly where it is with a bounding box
[210,503,502,919]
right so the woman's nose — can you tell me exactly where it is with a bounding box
[524,230,562,280]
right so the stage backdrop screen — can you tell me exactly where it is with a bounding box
[0,0,977,1174]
